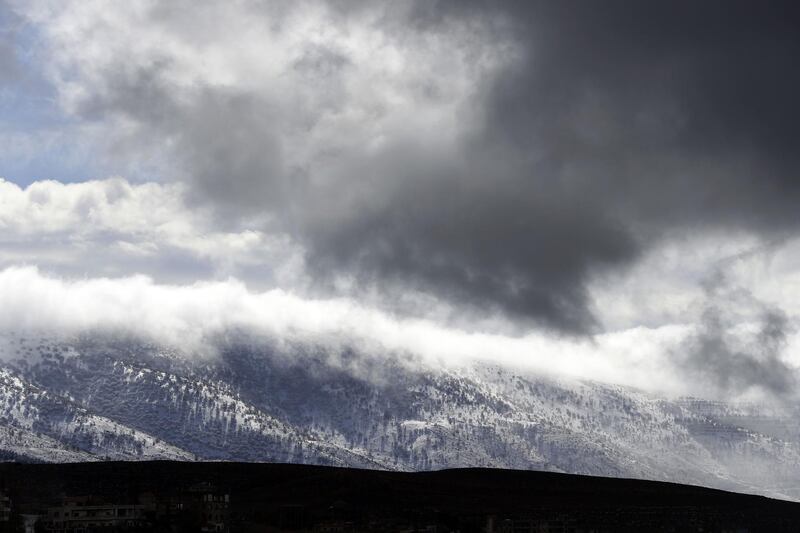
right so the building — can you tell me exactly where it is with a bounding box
[188,482,230,533]
[42,496,150,532]
[0,492,10,523]
[153,482,230,532]
[0,492,11,532]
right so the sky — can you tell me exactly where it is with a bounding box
[1,0,799,401]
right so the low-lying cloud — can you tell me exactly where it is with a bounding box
[676,272,798,400]
[0,265,796,402]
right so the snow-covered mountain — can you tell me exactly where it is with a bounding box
[0,331,799,501]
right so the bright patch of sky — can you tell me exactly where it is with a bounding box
[0,4,108,185]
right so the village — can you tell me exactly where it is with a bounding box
[0,485,772,533]
[0,482,229,533]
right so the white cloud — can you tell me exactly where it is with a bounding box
[588,230,769,331]
[0,265,686,392]
[0,177,304,284]
[0,264,795,402]
[589,228,800,334]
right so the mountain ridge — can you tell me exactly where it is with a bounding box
[1,331,799,502]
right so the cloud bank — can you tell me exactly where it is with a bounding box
[0,265,690,396]
[0,264,797,402]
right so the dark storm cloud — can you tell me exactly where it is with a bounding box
[49,1,800,334]
[75,62,286,215]
[302,146,637,333]
[677,272,797,399]
[304,0,800,332]
[477,0,800,232]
